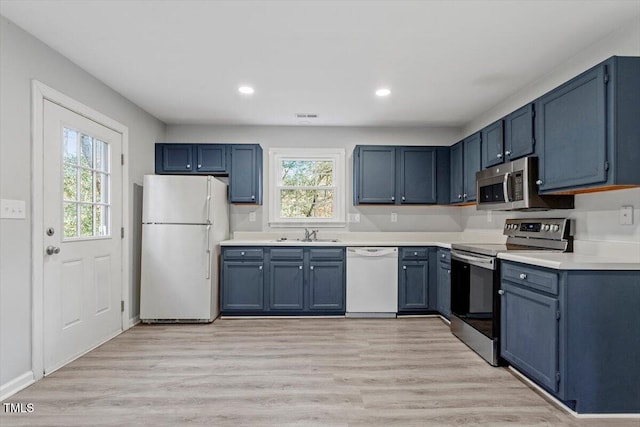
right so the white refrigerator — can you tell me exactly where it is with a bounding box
[140,175,229,322]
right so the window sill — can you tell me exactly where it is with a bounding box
[268,221,346,228]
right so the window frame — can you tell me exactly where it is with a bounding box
[268,148,346,227]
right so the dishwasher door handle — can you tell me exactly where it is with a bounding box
[347,247,398,257]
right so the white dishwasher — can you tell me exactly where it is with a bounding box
[346,247,398,317]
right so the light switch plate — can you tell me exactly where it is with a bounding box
[348,213,360,223]
[1,199,26,219]
[619,206,633,225]
[391,212,398,223]
[249,212,256,222]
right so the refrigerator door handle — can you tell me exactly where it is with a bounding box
[206,177,212,225]
[205,224,212,279]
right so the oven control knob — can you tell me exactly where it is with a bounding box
[542,224,549,231]
[552,224,560,232]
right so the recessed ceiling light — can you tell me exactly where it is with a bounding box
[238,86,254,95]
[375,88,391,97]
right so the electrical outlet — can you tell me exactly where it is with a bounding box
[619,206,633,225]
[249,212,256,222]
[391,212,398,223]
[348,213,360,223]
[1,199,26,219]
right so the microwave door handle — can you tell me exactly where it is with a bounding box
[503,172,511,203]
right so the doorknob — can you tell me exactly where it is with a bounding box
[46,246,61,255]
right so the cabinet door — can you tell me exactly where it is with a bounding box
[308,262,344,311]
[196,144,227,173]
[482,120,504,168]
[269,262,304,310]
[157,144,194,173]
[355,146,396,204]
[230,145,262,203]
[463,133,482,202]
[504,104,535,161]
[398,147,437,204]
[449,142,464,203]
[398,261,429,311]
[535,65,607,192]
[222,262,264,311]
[437,263,451,318]
[501,282,560,392]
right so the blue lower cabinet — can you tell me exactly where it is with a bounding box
[221,247,345,315]
[221,261,264,311]
[269,262,304,310]
[399,262,429,310]
[436,249,451,319]
[308,262,345,311]
[501,281,560,393]
[500,261,640,414]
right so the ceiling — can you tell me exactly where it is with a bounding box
[1,0,639,127]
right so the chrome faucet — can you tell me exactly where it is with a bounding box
[303,228,318,242]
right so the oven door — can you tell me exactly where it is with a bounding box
[450,250,501,365]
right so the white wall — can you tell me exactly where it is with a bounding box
[0,16,165,393]
[165,125,464,234]
[462,17,640,137]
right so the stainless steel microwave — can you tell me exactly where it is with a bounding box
[476,157,574,211]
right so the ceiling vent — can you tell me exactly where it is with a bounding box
[295,113,318,125]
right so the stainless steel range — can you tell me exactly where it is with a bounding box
[450,218,573,366]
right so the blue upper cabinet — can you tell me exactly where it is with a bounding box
[156,143,194,173]
[354,146,396,204]
[504,103,535,161]
[354,145,447,205]
[535,56,640,193]
[481,119,504,168]
[229,144,263,204]
[463,132,482,202]
[398,147,437,204]
[195,144,227,173]
[449,141,464,203]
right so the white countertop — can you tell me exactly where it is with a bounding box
[220,232,640,271]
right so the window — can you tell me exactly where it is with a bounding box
[62,127,111,239]
[269,148,345,226]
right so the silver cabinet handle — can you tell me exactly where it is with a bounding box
[463,193,467,199]
[402,196,406,201]
[413,252,418,256]
[46,246,61,255]
[391,196,395,201]
[299,265,303,270]
[310,266,314,270]
[497,153,502,159]
[458,194,462,199]
[447,269,450,274]
[186,164,191,168]
[441,253,445,258]
[536,179,543,185]
[241,251,245,256]
[519,273,527,280]
[505,150,511,156]
[251,195,255,200]
[403,266,407,270]
[498,289,505,295]
[197,164,202,168]
[258,265,262,270]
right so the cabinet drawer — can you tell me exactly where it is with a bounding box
[310,248,344,261]
[437,249,451,264]
[401,247,429,260]
[224,248,264,260]
[502,262,558,295]
[270,248,304,260]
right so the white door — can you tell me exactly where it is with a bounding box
[43,100,123,374]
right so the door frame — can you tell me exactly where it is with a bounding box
[31,80,131,381]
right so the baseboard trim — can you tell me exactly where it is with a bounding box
[0,371,35,401]
[127,316,140,329]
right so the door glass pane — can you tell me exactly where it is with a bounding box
[79,204,94,237]
[64,203,78,238]
[80,134,93,168]
[79,169,94,202]
[63,164,78,201]
[95,140,109,172]
[63,128,78,164]
[95,173,109,204]
[62,129,110,240]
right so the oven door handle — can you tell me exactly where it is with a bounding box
[503,172,511,203]
[451,251,496,270]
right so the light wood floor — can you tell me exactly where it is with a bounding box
[1,318,637,426]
